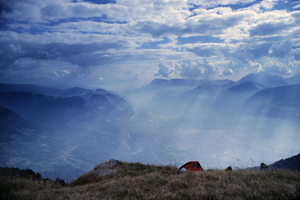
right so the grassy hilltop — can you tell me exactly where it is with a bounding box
[1,161,300,200]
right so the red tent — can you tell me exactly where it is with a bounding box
[178,161,204,173]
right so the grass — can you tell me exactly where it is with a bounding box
[1,161,300,199]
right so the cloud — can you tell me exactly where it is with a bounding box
[247,60,262,71]
[0,42,25,70]
[180,62,203,79]
[179,59,218,79]
[155,63,174,77]
[184,7,244,34]
[136,21,182,38]
[85,0,116,4]
[294,48,300,60]
[135,6,246,38]
[222,68,234,76]
[188,0,257,8]
[154,59,219,79]
[222,61,236,76]
[249,22,291,36]
[1,0,300,85]
[249,43,273,59]
[0,38,130,70]
[40,2,129,21]
[1,57,85,83]
[187,46,217,57]
[0,0,130,23]
[269,40,293,58]
[263,61,291,75]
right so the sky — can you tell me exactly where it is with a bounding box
[1,0,300,87]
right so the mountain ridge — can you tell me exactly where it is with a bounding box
[0,84,134,181]
[237,71,287,87]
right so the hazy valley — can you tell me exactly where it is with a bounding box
[1,72,300,182]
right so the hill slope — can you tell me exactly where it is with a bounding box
[0,84,134,182]
[243,83,300,120]
[1,160,300,200]
[270,153,300,171]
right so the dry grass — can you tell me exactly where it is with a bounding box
[1,161,300,200]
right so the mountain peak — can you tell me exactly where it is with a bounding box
[238,72,287,87]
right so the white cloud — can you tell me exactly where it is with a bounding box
[188,0,256,7]
[248,60,263,71]
[222,61,236,76]
[155,63,174,77]
[263,60,292,75]
[179,59,218,79]
[180,62,204,79]
[6,57,83,80]
[1,0,300,84]
[222,68,234,76]
[155,59,219,79]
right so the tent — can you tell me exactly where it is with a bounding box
[260,163,271,171]
[178,161,204,173]
[221,166,232,171]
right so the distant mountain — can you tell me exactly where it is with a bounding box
[0,83,133,128]
[237,72,287,87]
[228,81,266,93]
[270,153,300,171]
[0,83,134,132]
[286,73,300,85]
[0,104,22,126]
[147,79,204,88]
[212,81,264,113]
[0,83,104,98]
[0,83,63,96]
[189,80,235,94]
[0,105,42,143]
[0,102,122,181]
[0,92,90,128]
[245,83,300,103]
[0,105,70,180]
[59,87,93,98]
[0,84,135,181]
[243,83,300,120]
[143,79,235,90]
